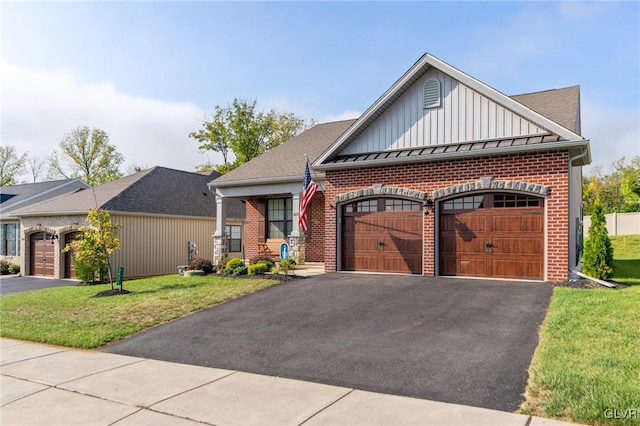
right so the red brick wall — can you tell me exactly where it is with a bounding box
[244,193,325,263]
[245,198,263,261]
[324,150,571,281]
[306,192,325,262]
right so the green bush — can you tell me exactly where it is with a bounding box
[74,258,101,283]
[278,259,296,275]
[583,200,614,280]
[225,257,245,270]
[223,265,247,276]
[188,258,214,274]
[0,260,10,275]
[249,255,275,269]
[8,264,20,274]
[248,262,270,275]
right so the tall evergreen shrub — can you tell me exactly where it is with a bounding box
[582,200,614,280]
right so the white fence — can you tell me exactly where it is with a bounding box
[583,212,640,236]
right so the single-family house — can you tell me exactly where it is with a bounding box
[10,167,245,279]
[1,179,91,269]
[210,53,590,282]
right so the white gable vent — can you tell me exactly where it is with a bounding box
[423,78,441,109]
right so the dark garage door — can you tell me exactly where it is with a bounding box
[30,232,55,277]
[439,193,544,280]
[342,198,422,274]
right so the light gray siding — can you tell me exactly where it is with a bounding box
[341,69,548,155]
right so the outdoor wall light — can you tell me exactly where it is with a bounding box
[423,198,435,215]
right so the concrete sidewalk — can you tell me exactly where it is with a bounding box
[1,338,579,426]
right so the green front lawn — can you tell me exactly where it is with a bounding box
[521,235,640,425]
[0,275,279,348]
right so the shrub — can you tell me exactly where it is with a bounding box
[249,255,275,269]
[232,266,248,276]
[188,258,214,274]
[583,200,614,280]
[248,262,270,275]
[225,257,245,270]
[8,264,20,274]
[74,258,101,283]
[278,258,296,275]
[0,260,10,275]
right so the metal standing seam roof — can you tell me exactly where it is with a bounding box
[324,134,566,165]
[10,167,245,219]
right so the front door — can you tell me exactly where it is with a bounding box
[30,232,55,276]
[342,198,423,274]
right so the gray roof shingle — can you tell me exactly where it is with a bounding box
[511,85,580,134]
[0,179,90,215]
[210,119,356,187]
[11,167,245,219]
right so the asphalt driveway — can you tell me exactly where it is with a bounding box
[0,276,79,294]
[102,273,553,412]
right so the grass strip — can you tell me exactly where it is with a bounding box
[522,235,640,425]
[0,275,279,349]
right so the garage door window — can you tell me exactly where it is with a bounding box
[443,195,484,211]
[385,199,421,211]
[494,194,540,208]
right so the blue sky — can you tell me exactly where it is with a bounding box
[2,1,639,177]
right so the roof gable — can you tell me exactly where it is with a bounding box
[10,167,245,219]
[0,179,90,215]
[315,53,585,166]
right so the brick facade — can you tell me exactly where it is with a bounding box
[244,193,325,263]
[324,150,571,281]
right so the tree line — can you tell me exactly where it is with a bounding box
[1,98,309,187]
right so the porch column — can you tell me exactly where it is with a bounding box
[289,192,305,264]
[213,194,228,265]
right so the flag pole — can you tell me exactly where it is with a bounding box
[304,154,324,192]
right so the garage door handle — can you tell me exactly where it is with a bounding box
[485,242,493,248]
[378,241,385,247]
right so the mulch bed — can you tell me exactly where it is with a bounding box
[91,289,131,298]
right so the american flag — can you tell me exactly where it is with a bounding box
[299,159,318,232]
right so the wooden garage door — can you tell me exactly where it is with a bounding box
[64,232,83,279]
[439,193,544,280]
[30,232,55,277]
[342,198,422,274]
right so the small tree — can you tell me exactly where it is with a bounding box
[63,208,122,287]
[582,200,614,280]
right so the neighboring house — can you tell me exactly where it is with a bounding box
[0,179,91,269]
[10,167,245,279]
[211,53,590,282]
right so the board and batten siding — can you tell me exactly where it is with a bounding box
[109,215,242,278]
[341,69,548,155]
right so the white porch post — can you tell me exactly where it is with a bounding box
[289,192,305,264]
[213,194,228,265]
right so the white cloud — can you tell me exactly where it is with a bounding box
[1,60,221,179]
[581,96,640,173]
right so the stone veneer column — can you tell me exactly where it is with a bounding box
[289,193,305,264]
[213,195,228,265]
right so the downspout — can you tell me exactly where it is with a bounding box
[568,148,589,276]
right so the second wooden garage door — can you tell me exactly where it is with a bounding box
[342,198,422,274]
[439,193,544,280]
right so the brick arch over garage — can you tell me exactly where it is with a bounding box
[432,177,550,200]
[335,184,428,205]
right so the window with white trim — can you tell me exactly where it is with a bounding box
[267,198,292,239]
